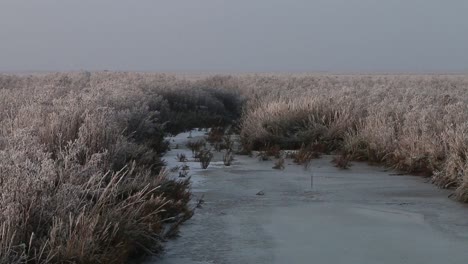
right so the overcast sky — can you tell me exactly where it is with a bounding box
[1,0,467,73]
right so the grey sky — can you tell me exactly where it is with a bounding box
[1,0,467,72]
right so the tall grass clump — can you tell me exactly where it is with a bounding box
[197,149,214,169]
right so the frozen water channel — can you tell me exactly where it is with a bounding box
[147,130,468,264]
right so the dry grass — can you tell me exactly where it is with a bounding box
[291,144,321,167]
[2,72,468,263]
[223,150,235,166]
[186,140,206,156]
[197,149,214,169]
[219,135,235,152]
[257,151,271,161]
[207,127,225,144]
[238,74,468,201]
[264,144,282,158]
[176,153,188,162]
[0,72,241,263]
[273,157,285,170]
[332,154,352,169]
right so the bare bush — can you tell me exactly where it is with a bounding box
[273,157,285,170]
[197,149,214,169]
[214,134,235,152]
[265,144,282,158]
[223,151,235,166]
[176,153,188,162]
[207,127,225,143]
[179,164,190,178]
[292,144,321,167]
[186,140,206,156]
[257,151,271,161]
[332,154,352,169]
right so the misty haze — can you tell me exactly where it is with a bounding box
[1,0,468,72]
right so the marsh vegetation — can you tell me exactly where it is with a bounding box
[1,72,468,263]
[0,73,241,263]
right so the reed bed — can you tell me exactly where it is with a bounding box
[0,72,240,263]
[238,74,468,202]
[2,72,468,263]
